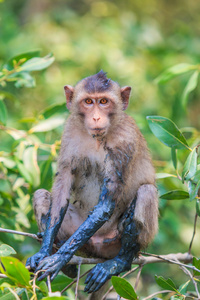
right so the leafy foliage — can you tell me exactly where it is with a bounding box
[0,1,200,299]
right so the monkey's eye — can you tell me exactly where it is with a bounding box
[85,98,93,105]
[100,98,108,105]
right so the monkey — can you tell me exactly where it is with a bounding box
[26,70,158,297]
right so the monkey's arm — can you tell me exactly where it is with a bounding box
[26,170,73,270]
[36,179,115,281]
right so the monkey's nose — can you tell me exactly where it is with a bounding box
[93,117,100,122]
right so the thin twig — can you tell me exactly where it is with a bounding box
[75,263,81,300]
[0,273,7,279]
[134,265,143,291]
[61,269,91,294]
[142,252,197,272]
[179,264,200,299]
[0,227,39,240]
[142,290,174,300]
[188,213,198,254]
[47,275,52,293]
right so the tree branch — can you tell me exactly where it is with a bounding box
[0,227,195,269]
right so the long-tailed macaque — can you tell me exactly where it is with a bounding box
[26,71,158,296]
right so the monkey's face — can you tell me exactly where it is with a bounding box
[78,96,114,138]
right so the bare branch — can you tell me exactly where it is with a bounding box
[47,275,52,293]
[61,269,91,294]
[0,227,38,240]
[179,265,200,299]
[75,263,81,300]
[134,265,143,291]
[188,213,198,254]
[142,290,174,300]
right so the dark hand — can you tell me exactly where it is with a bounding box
[26,251,49,271]
[84,257,129,293]
[36,253,72,281]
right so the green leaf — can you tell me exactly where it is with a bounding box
[40,158,53,190]
[189,179,200,201]
[193,257,200,277]
[160,190,189,200]
[178,280,190,294]
[0,245,16,257]
[16,160,33,185]
[29,115,65,133]
[0,100,7,125]
[0,156,16,169]
[4,50,41,70]
[182,147,198,182]
[155,63,195,84]
[171,148,177,170]
[0,291,15,300]
[0,257,30,287]
[155,275,178,292]
[23,146,40,188]
[38,281,48,296]
[20,53,54,72]
[14,72,36,88]
[182,71,199,108]
[41,103,67,119]
[42,297,70,300]
[146,116,189,150]
[51,274,73,292]
[196,199,200,217]
[111,276,138,300]
[192,170,200,184]
[156,173,176,179]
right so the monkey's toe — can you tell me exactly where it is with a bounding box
[61,264,78,278]
[84,264,111,293]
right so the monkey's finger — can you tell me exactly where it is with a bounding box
[84,267,103,292]
[50,269,60,281]
[92,273,109,293]
[26,257,31,267]
[36,260,53,272]
[86,271,106,293]
[29,258,38,270]
[37,270,51,281]
[85,266,101,285]
[85,271,94,285]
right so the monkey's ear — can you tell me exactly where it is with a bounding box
[64,85,74,110]
[121,86,131,110]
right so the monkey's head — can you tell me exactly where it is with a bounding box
[64,71,131,138]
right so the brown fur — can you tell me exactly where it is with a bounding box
[35,72,158,253]
[34,72,158,297]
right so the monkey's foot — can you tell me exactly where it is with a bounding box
[36,253,72,281]
[61,264,78,278]
[84,257,129,293]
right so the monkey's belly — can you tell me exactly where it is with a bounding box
[78,233,122,259]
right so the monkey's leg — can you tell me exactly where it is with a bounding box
[84,184,158,294]
[32,189,77,278]
[36,180,116,281]
[84,197,139,294]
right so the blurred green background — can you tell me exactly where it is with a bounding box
[0,0,200,298]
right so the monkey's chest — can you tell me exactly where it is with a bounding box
[70,159,104,214]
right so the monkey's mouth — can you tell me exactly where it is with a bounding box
[89,127,107,138]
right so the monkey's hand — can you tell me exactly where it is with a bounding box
[26,250,50,271]
[36,253,72,281]
[84,257,129,293]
